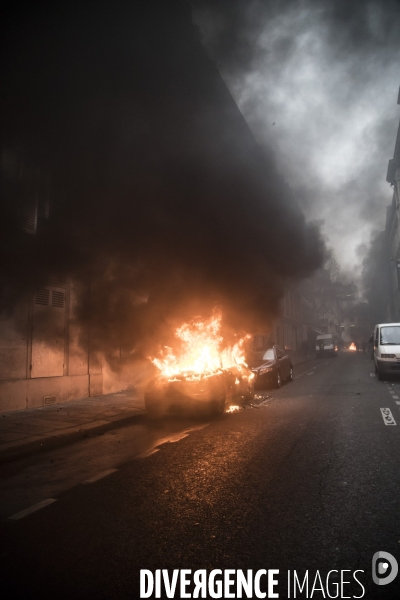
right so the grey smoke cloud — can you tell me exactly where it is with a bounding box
[0,0,324,364]
[192,0,400,274]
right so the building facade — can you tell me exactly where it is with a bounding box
[0,147,103,411]
[311,269,341,340]
[386,90,400,320]
[0,1,324,412]
[250,278,325,363]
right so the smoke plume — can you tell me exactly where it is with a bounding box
[0,0,324,365]
[192,0,400,275]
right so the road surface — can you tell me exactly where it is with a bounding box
[1,351,399,599]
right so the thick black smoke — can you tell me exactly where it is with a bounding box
[192,0,400,277]
[0,0,324,364]
[192,0,400,75]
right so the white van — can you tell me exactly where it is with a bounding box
[315,333,338,357]
[374,323,400,380]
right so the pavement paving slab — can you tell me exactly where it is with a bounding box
[0,356,313,466]
[0,390,146,465]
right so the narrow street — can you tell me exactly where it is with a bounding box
[2,2,400,598]
[1,351,399,599]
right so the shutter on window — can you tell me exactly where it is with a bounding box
[52,290,65,308]
[23,200,38,234]
[35,288,50,306]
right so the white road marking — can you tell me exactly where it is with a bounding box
[393,396,399,400]
[370,373,375,377]
[9,499,57,520]
[83,468,118,484]
[135,425,208,460]
[380,408,397,425]
[395,401,400,405]
[136,448,159,459]
[307,372,314,376]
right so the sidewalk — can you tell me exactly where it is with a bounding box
[0,355,314,466]
[0,389,146,465]
[288,351,315,367]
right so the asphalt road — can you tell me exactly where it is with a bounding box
[1,351,400,599]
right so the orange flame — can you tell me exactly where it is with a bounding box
[226,405,241,413]
[349,342,356,351]
[151,314,249,379]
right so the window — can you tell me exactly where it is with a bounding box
[380,326,400,345]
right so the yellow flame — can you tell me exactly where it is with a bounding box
[349,342,357,351]
[151,314,249,379]
[226,405,240,413]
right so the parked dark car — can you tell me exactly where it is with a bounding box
[251,346,293,389]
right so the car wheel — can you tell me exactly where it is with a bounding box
[243,384,255,403]
[210,394,226,416]
[275,371,281,388]
[288,366,293,381]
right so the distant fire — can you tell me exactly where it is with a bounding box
[151,314,249,380]
[349,342,356,351]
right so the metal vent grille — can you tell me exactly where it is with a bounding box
[22,202,38,234]
[44,396,56,406]
[35,289,50,306]
[52,290,65,308]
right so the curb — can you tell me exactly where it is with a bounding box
[290,356,316,367]
[0,409,146,466]
[0,359,316,465]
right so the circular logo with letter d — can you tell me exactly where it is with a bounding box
[372,552,398,586]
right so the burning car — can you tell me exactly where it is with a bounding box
[145,314,254,417]
[145,365,254,417]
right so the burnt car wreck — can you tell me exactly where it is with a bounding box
[145,365,255,417]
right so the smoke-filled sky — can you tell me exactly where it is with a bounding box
[2,0,399,363]
[192,0,400,276]
[0,0,325,362]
